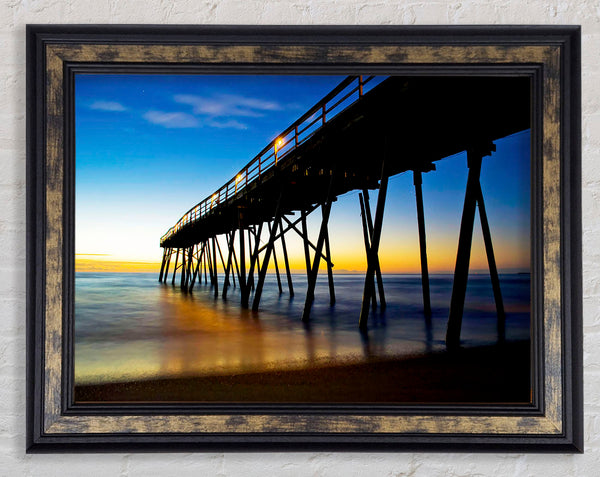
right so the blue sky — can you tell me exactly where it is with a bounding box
[75,74,530,273]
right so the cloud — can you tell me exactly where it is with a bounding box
[174,93,282,118]
[205,119,248,130]
[89,101,127,112]
[143,92,282,130]
[143,111,200,128]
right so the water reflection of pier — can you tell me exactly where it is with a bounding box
[158,75,529,349]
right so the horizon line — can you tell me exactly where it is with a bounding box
[75,259,529,275]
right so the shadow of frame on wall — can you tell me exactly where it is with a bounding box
[26,25,582,452]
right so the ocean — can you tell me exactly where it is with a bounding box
[74,272,530,385]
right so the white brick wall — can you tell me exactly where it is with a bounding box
[1,1,597,475]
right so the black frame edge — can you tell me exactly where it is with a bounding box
[26,24,43,453]
[25,24,582,46]
[564,25,583,453]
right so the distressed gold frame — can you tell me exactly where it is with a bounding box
[27,25,582,452]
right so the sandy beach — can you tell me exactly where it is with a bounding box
[75,340,530,404]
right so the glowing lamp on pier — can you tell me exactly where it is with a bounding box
[235,173,242,193]
[274,137,284,164]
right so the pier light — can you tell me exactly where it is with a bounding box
[235,173,242,193]
[274,137,284,164]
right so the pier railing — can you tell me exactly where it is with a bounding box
[160,75,380,245]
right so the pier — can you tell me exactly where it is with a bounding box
[158,75,530,348]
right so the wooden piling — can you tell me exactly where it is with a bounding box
[248,228,255,290]
[206,240,214,286]
[189,242,205,291]
[162,248,172,284]
[203,244,208,284]
[475,183,506,343]
[413,171,432,317]
[179,247,189,290]
[302,173,336,322]
[171,248,180,286]
[186,246,194,289]
[158,248,168,282]
[240,225,247,299]
[279,219,294,297]
[300,209,311,282]
[252,192,284,311]
[223,230,236,299]
[230,235,241,289]
[358,193,377,310]
[362,189,386,310]
[446,149,485,349]
[179,246,187,289]
[323,206,335,305]
[215,236,229,290]
[212,237,218,298]
[225,232,237,288]
[359,164,389,330]
[268,222,283,295]
[244,223,263,307]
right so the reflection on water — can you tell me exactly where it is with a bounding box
[75,273,530,384]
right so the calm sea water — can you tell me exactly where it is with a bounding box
[74,273,530,385]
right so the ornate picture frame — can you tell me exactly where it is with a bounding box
[26,25,582,452]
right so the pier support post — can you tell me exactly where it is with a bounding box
[180,246,187,289]
[248,228,255,290]
[446,143,496,350]
[268,222,283,295]
[359,163,389,330]
[243,223,262,307]
[158,248,168,282]
[223,230,236,299]
[206,240,213,285]
[302,173,336,322]
[323,206,335,305]
[359,193,378,310]
[212,237,218,298]
[162,248,172,283]
[226,233,237,288]
[189,242,205,291]
[279,219,294,297]
[362,189,386,310]
[185,246,194,289]
[230,234,241,289]
[171,248,180,285]
[300,209,311,282]
[245,229,251,290]
[203,243,208,284]
[215,237,229,290]
[239,224,247,306]
[475,182,506,343]
[252,191,283,311]
[413,171,432,317]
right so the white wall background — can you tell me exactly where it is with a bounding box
[1,0,598,475]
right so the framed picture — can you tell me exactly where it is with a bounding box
[26,25,582,452]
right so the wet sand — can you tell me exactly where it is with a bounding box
[75,340,530,404]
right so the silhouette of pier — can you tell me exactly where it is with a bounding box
[158,75,530,348]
